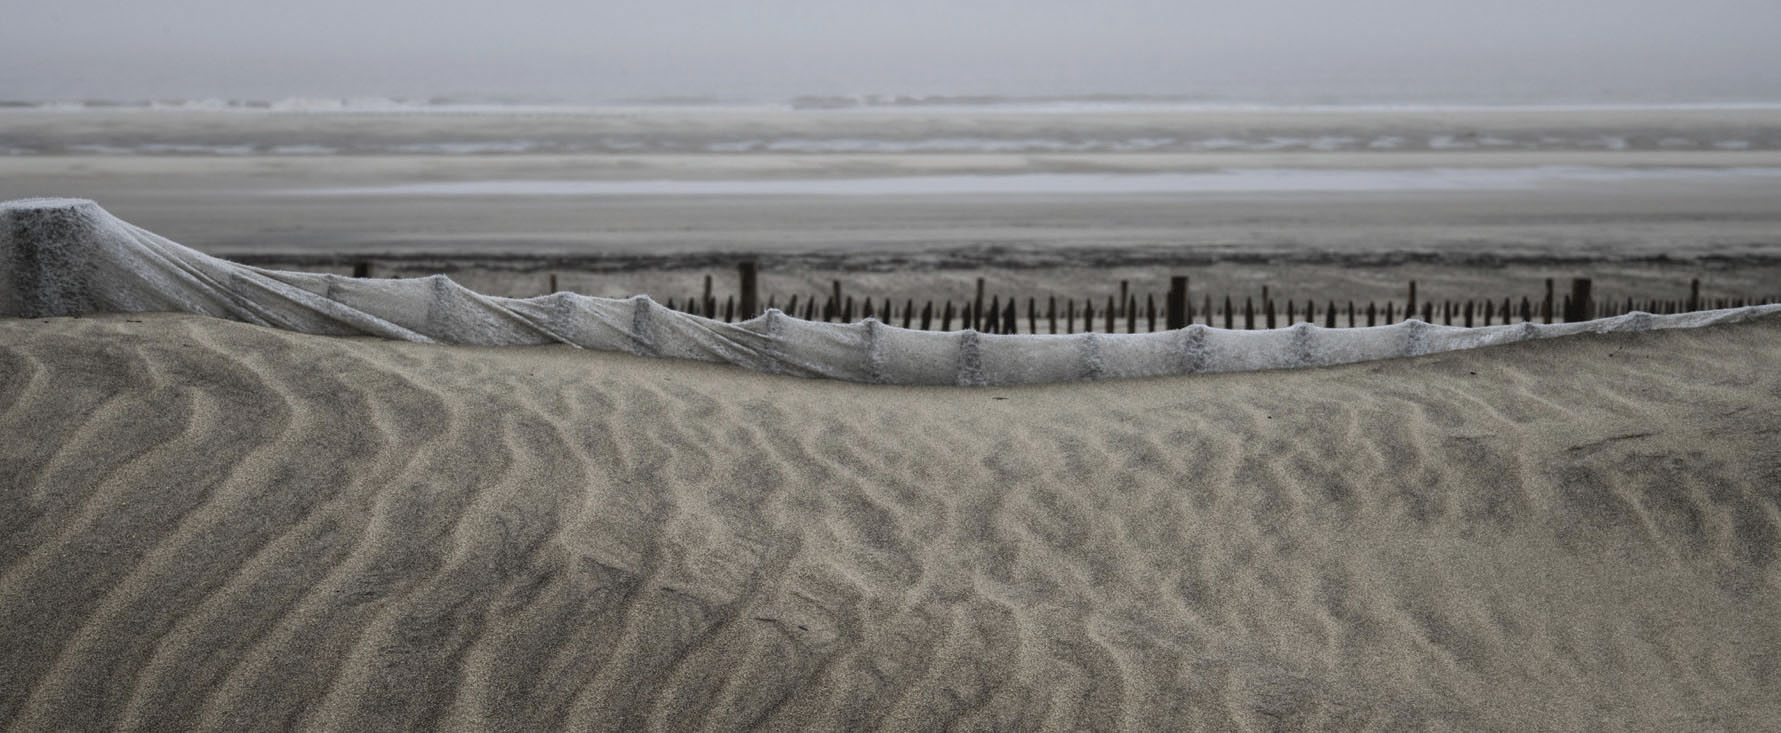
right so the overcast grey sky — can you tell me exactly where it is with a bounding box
[4,0,1779,102]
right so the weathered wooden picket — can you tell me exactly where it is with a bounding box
[352,261,1775,332]
[639,265,1774,332]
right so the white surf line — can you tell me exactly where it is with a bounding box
[281,167,1781,197]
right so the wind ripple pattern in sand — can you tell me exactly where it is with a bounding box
[1,314,1779,730]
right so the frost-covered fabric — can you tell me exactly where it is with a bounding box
[5,197,1777,386]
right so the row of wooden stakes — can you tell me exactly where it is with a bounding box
[644,270,1774,334]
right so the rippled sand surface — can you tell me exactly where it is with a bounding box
[2,314,1778,730]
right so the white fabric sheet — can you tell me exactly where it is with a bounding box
[5,198,1775,385]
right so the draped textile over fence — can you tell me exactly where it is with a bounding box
[5,198,1777,386]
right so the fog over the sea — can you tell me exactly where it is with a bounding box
[4,0,1780,102]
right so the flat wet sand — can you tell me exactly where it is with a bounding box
[8,151,1781,305]
[7,106,1781,303]
[8,151,1781,260]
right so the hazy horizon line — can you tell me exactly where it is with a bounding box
[10,91,1781,111]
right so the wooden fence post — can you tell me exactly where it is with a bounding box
[1167,276,1188,330]
[1544,278,1555,323]
[1566,278,1592,322]
[738,261,758,318]
[1688,278,1701,312]
[1407,280,1417,320]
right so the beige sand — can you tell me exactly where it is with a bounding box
[2,313,1779,730]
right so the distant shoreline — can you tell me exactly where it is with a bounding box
[4,103,1778,157]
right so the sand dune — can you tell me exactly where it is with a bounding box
[2,313,1779,730]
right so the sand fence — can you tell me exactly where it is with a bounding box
[5,197,1778,386]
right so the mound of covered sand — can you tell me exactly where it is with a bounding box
[5,197,1778,386]
[1,312,1777,729]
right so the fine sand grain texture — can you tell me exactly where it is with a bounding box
[1,313,1779,730]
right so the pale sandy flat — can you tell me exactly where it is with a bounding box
[9,148,1781,306]
[1,313,1778,730]
[8,106,1780,306]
